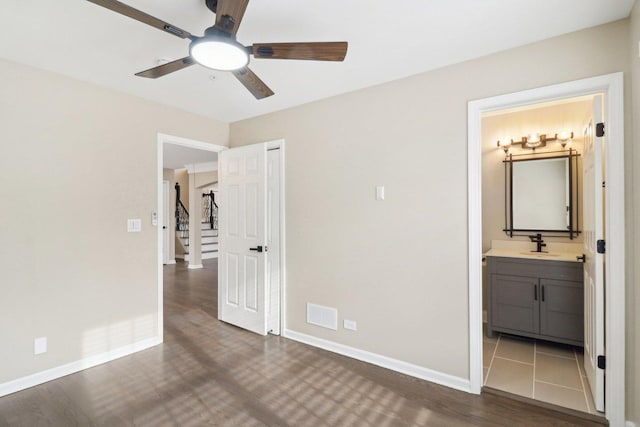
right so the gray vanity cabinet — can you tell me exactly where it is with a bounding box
[487,256,584,346]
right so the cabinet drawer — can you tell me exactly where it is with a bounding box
[489,257,582,281]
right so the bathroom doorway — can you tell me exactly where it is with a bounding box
[480,96,600,416]
[467,73,626,426]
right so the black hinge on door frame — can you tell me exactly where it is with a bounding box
[596,122,605,137]
[597,239,606,254]
[597,355,606,370]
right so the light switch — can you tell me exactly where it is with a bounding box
[34,337,47,355]
[127,219,142,232]
[376,186,385,201]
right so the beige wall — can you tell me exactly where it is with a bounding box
[628,2,640,425]
[0,58,228,384]
[194,170,218,189]
[230,19,637,419]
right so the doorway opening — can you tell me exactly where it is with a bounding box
[467,73,625,426]
[156,133,226,339]
[480,95,601,415]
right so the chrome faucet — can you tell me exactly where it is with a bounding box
[529,233,547,253]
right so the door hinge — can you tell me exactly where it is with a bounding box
[596,122,605,137]
[597,239,606,254]
[597,355,606,370]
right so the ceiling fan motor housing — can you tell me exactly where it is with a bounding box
[205,0,218,13]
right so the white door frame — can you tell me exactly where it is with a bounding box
[266,139,286,335]
[162,180,172,265]
[467,73,625,425]
[156,133,226,341]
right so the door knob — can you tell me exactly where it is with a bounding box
[576,254,586,263]
[249,246,264,253]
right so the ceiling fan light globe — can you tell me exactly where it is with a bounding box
[190,39,249,71]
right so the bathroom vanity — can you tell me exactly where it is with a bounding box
[486,250,584,347]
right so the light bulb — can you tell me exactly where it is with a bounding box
[190,38,249,71]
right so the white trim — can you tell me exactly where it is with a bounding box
[187,264,204,269]
[467,73,625,426]
[158,133,227,152]
[284,329,470,392]
[186,161,218,174]
[0,336,161,398]
[157,133,227,344]
[265,139,287,335]
[626,421,637,427]
[165,260,176,265]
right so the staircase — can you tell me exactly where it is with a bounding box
[175,184,219,262]
[177,221,218,261]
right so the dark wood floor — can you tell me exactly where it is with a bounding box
[0,260,604,426]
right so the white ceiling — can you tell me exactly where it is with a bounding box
[0,1,634,123]
[163,143,218,169]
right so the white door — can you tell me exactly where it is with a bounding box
[218,143,269,335]
[162,180,170,265]
[583,95,605,412]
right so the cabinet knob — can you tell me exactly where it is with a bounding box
[576,254,586,263]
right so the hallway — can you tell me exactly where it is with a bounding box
[0,260,603,426]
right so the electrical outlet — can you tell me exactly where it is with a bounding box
[127,219,142,232]
[34,337,47,355]
[376,186,385,200]
[343,319,357,331]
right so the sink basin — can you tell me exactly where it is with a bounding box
[520,252,561,258]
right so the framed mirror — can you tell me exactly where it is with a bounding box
[504,149,580,239]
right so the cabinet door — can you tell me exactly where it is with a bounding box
[491,274,539,334]
[539,278,584,343]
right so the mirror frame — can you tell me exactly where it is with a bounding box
[503,148,581,239]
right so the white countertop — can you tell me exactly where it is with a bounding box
[484,240,584,263]
[484,248,583,262]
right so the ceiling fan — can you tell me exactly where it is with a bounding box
[86,0,348,99]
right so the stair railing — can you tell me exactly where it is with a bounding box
[202,190,218,237]
[175,183,189,242]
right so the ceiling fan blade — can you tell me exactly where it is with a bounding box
[214,0,250,34]
[252,42,348,61]
[135,57,196,78]
[86,0,192,39]
[232,67,274,99]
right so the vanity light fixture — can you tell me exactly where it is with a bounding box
[497,137,512,153]
[497,130,574,152]
[557,130,574,147]
[526,133,541,147]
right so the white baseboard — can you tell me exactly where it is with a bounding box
[165,260,176,265]
[187,264,203,269]
[283,329,470,393]
[626,421,637,427]
[0,336,162,398]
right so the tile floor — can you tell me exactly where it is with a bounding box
[483,331,602,415]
